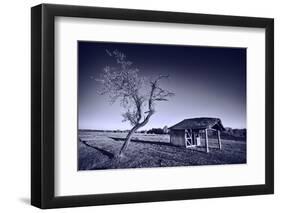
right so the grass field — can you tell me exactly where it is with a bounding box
[78,130,246,170]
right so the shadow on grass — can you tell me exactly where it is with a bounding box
[79,138,115,159]
[109,137,174,147]
[188,146,222,153]
[110,137,222,154]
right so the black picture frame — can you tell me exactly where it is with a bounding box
[31,3,274,209]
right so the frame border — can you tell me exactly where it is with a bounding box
[31,3,274,209]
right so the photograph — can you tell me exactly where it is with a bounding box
[78,41,247,170]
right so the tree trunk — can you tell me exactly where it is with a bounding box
[118,125,139,157]
[118,112,153,157]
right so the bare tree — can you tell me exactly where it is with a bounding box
[97,50,174,157]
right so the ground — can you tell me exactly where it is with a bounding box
[78,130,246,170]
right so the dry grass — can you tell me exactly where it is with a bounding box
[78,131,246,170]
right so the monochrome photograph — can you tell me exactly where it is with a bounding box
[78,41,247,170]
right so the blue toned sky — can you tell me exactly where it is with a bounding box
[78,41,246,130]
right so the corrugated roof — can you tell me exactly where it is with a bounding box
[169,117,225,130]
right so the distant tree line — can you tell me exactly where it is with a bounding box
[222,128,246,141]
[205,128,246,141]
[147,128,165,134]
[139,126,169,134]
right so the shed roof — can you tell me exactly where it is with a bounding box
[169,117,225,131]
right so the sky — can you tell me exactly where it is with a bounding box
[78,41,246,130]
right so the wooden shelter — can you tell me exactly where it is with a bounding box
[169,117,225,153]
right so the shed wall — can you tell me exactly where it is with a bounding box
[170,130,186,147]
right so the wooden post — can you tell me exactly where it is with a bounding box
[191,129,193,145]
[184,129,188,148]
[217,130,222,150]
[205,129,209,153]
